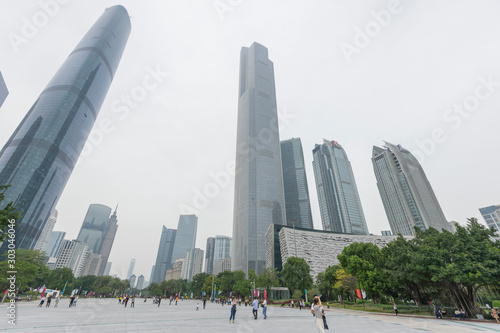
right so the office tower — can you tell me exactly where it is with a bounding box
[45,230,66,258]
[0,71,8,108]
[151,227,176,283]
[77,204,112,254]
[281,138,314,229]
[0,6,131,252]
[97,207,119,276]
[34,209,58,252]
[214,235,232,265]
[171,214,198,264]
[180,248,204,282]
[204,237,215,275]
[129,274,136,288]
[81,251,102,276]
[127,259,135,280]
[479,205,500,232]
[165,259,183,281]
[104,262,112,276]
[381,230,392,236]
[372,142,450,235]
[136,275,145,290]
[149,265,155,283]
[312,139,369,235]
[232,42,286,275]
[54,240,89,278]
[213,258,232,276]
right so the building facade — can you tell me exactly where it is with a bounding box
[165,259,183,281]
[479,205,500,232]
[204,237,215,275]
[81,251,102,276]
[0,6,130,252]
[136,275,145,290]
[213,258,232,276]
[151,226,177,283]
[281,138,314,229]
[180,248,204,282]
[312,139,369,235]
[372,142,450,235]
[45,230,66,259]
[97,208,119,276]
[232,42,286,275]
[0,71,8,108]
[34,209,58,252]
[54,240,89,278]
[103,262,112,276]
[214,235,232,266]
[77,204,112,254]
[127,259,135,280]
[170,215,198,265]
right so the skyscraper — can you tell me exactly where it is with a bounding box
[54,240,89,278]
[232,42,286,275]
[129,274,137,288]
[0,6,131,252]
[170,214,198,265]
[151,226,176,284]
[281,138,314,229]
[104,262,112,276]
[204,237,215,275]
[0,71,8,108]
[76,204,112,254]
[479,205,500,232]
[136,275,145,290]
[34,209,58,252]
[97,207,119,276]
[127,259,135,280]
[214,235,232,266]
[180,248,204,282]
[45,230,66,259]
[312,139,369,235]
[372,142,450,235]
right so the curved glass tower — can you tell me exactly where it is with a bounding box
[0,6,131,250]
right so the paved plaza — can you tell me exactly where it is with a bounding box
[1,298,499,332]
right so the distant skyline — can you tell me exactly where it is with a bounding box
[1,1,499,278]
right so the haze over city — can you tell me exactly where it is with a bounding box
[0,0,499,280]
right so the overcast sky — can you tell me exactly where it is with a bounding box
[1,0,499,281]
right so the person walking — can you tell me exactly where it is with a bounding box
[131,297,135,308]
[69,296,75,307]
[38,296,46,307]
[46,295,52,307]
[262,299,267,319]
[433,304,442,319]
[203,298,206,309]
[73,296,78,307]
[393,302,398,315]
[229,299,237,323]
[124,296,128,307]
[491,307,499,324]
[175,296,178,305]
[252,298,259,319]
[311,296,325,333]
[157,296,162,307]
[118,296,122,304]
[54,295,60,307]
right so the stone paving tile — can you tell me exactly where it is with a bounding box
[1,298,499,332]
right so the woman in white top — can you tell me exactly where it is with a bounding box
[311,296,325,333]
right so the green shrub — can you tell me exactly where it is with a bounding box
[492,300,500,308]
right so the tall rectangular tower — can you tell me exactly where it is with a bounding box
[204,237,215,275]
[151,226,177,283]
[0,6,131,252]
[170,214,198,265]
[312,139,369,235]
[281,138,314,229]
[479,205,500,232]
[372,142,450,235]
[214,235,232,266]
[232,42,286,275]
[76,204,112,254]
[97,208,119,276]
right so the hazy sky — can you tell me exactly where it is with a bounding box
[1,0,499,280]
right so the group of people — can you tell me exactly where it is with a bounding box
[227,297,268,323]
[118,296,135,307]
[37,295,64,308]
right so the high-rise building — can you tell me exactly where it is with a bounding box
[129,274,136,288]
[214,235,232,266]
[372,142,450,235]
[0,6,131,252]
[97,207,119,276]
[151,226,176,284]
[45,230,66,259]
[479,205,500,232]
[127,259,135,280]
[76,204,112,254]
[34,209,58,252]
[281,138,314,229]
[104,262,112,276]
[232,42,286,275]
[0,71,8,108]
[149,265,155,283]
[213,258,232,276]
[81,251,102,276]
[204,237,215,275]
[170,215,198,265]
[180,248,204,282]
[165,259,183,281]
[136,275,145,290]
[54,240,89,278]
[312,139,369,235]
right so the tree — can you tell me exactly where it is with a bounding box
[73,275,97,294]
[202,275,217,298]
[334,269,357,303]
[316,265,341,301]
[45,267,75,291]
[147,282,161,296]
[0,185,21,242]
[281,257,313,297]
[190,273,209,297]
[256,267,280,297]
[0,249,51,292]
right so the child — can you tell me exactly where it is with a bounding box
[196,303,199,311]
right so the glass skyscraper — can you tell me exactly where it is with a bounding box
[214,235,232,266]
[97,208,119,276]
[312,139,369,235]
[232,42,286,275]
[0,6,131,251]
[76,204,112,254]
[372,142,450,235]
[151,226,176,283]
[479,205,500,232]
[170,214,198,265]
[204,237,215,275]
[0,71,8,108]
[281,138,314,230]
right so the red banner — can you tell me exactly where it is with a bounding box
[356,289,362,299]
